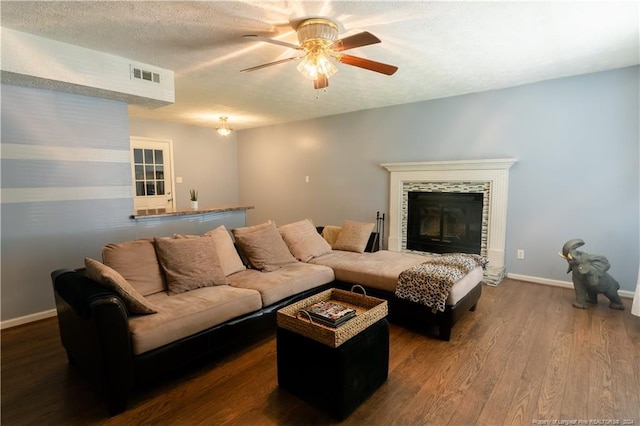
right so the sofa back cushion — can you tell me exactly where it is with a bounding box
[204,225,246,276]
[332,220,376,253]
[278,219,332,262]
[232,221,298,272]
[84,257,158,315]
[154,237,229,295]
[320,225,342,247]
[102,239,166,296]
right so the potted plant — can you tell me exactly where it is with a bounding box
[189,189,198,210]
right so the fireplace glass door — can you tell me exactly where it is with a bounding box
[407,191,483,254]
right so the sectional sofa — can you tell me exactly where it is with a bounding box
[51,218,484,414]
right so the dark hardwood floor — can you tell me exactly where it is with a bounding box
[2,278,639,425]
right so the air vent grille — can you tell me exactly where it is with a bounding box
[131,66,160,83]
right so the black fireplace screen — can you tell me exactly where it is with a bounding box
[406,191,483,254]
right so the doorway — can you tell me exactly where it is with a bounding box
[130,137,175,213]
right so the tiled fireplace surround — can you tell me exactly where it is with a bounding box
[382,159,518,286]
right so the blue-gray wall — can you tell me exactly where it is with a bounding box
[238,66,640,291]
[1,84,244,323]
[2,66,638,323]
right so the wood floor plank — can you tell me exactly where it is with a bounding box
[473,281,551,424]
[588,311,617,420]
[502,287,571,425]
[559,304,593,420]
[2,279,639,426]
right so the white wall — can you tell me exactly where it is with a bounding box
[237,66,640,292]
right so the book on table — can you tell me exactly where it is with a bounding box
[303,301,356,328]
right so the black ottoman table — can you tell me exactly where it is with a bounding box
[277,317,389,420]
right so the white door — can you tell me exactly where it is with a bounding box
[130,137,175,212]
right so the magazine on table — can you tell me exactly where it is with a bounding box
[303,301,356,327]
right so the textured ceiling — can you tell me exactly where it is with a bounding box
[2,1,638,131]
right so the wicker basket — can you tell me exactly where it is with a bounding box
[277,286,388,348]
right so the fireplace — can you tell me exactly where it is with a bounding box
[406,191,483,254]
[381,158,518,285]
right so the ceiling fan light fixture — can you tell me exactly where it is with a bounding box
[216,116,232,137]
[295,18,340,82]
[296,53,337,80]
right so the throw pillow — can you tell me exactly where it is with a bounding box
[278,219,332,262]
[321,225,342,247]
[232,221,298,272]
[102,239,166,296]
[231,220,274,268]
[204,225,246,276]
[84,257,158,315]
[232,220,272,236]
[154,236,229,295]
[332,220,375,253]
[174,228,246,276]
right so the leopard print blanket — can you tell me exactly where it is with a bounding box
[395,253,488,313]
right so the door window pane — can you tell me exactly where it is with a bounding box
[156,181,165,195]
[135,165,144,180]
[154,150,163,164]
[134,149,143,164]
[144,149,153,164]
[136,181,145,196]
[146,182,156,196]
[155,165,164,179]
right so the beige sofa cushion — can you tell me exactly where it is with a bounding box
[332,220,375,253]
[321,225,342,247]
[310,250,430,293]
[203,225,246,275]
[102,239,166,296]
[232,220,272,236]
[232,221,298,272]
[174,231,244,276]
[154,237,229,295]
[84,257,158,315]
[278,219,332,262]
[129,285,262,355]
[228,262,335,307]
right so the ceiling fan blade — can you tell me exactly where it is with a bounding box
[330,31,381,52]
[243,35,302,50]
[240,57,301,73]
[337,54,398,75]
[314,74,329,89]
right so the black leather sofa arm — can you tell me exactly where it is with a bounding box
[52,269,124,318]
[51,268,134,414]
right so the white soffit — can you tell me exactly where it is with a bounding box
[1,27,175,108]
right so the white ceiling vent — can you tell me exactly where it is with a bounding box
[131,66,160,83]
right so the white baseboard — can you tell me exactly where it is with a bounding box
[1,309,57,330]
[506,273,635,299]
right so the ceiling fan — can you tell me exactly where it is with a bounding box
[241,18,398,89]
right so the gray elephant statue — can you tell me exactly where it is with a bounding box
[559,239,624,310]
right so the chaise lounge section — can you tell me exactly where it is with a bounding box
[310,248,484,341]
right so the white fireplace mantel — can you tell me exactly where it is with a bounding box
[381,158,518,270]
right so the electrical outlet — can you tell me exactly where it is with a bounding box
[517,249,525,260]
